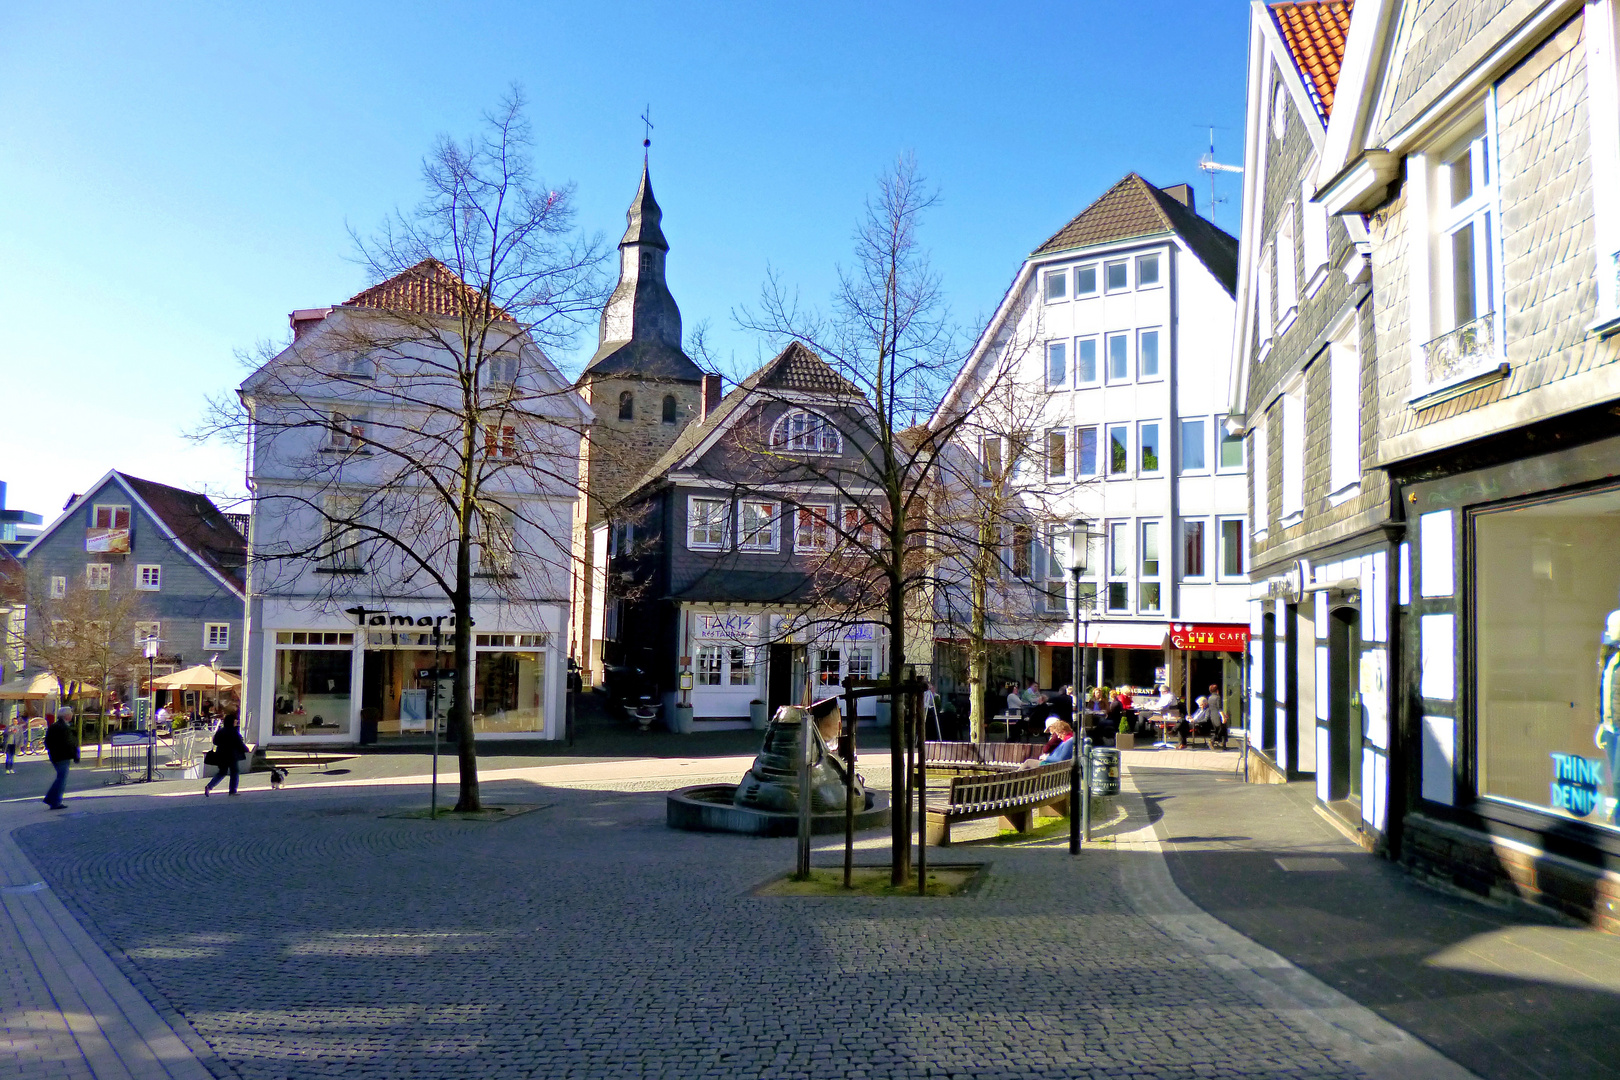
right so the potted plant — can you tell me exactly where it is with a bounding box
[749,699,768,730]
[1114,714,1135,751]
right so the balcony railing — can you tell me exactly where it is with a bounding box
[1421,310,1497,389]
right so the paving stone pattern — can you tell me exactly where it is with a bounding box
[15,782,1371,1080]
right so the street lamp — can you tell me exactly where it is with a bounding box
[1060,516,1091,856]
[144,634,162,782]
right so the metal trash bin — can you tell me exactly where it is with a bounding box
[1089,747,1121,797]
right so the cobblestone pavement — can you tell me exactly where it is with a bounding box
[2,763,1484,1080]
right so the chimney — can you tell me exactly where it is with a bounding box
[1161,183,1195,211]
[701,373,723,421]
[289,307,332,340]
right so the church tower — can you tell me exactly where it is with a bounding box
[571,162,715,683]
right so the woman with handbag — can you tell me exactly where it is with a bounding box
[203,717,248,796]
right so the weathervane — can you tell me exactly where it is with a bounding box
[641,105,654,153]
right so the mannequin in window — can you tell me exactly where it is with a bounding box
[618,391,634,421]
[662,395,677,424]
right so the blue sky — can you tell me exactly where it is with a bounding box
[0,1,1249,519]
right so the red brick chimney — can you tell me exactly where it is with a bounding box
[701,373,723,421]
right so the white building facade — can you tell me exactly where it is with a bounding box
[239,261,590,746]
[939,174,1249,706]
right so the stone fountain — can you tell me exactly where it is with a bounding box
[666,700,890,835]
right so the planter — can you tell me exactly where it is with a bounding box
[749,701,769,730]
[671,703,694,734]
[1114,732,1135,750]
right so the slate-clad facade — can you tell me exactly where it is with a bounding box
[19,471,247,697]
[1316,0,1620,928]
[1229,1,1401,844]
[598,342,889,727]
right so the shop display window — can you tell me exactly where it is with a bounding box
[274,648,353,736]
[1475,486,1620,830]
[472,650,545,734]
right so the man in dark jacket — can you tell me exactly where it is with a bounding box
[43,707,79,809]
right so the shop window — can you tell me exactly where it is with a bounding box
[1474,486,1620,830]
[472,650,545,733]
[816,648,842,687]
[847,647,874,682]
[273,648,353,736]
[727,646,753,686]
[697,646,723,686]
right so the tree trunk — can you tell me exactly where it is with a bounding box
[452,533,481,812]
[887,542,910,888]
[967,515,994,744]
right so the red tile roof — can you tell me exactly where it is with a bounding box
[342,258,514,322]
[1270,1,1354,121]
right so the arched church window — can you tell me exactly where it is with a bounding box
[662,395,677,424]
[618,391,634,421]
[769,409,842,453]
[640,250,654,272]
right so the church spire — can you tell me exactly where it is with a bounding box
[583,161,703,382]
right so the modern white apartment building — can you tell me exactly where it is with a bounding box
[937,173,1248,707]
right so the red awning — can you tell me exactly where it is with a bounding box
[1166,623,1250,651]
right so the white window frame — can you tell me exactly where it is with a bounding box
[485,354,520,386]
[135,564,162,591]
[1138,519,1164,614]
[477,505,517,573]
[1105,332,1130,384]
[1217,517,1248,580]
[49,575,66,599]
[91,504,130,530]
[839,505,877,552]
[1179,417,1208,474]
[1280,379,1306,525]
[1181,518,1209,580]
[1257,243,1274,356]
[133,621,160,648]
[327,411,367,451]
[727,645,756,686]
[321,494,363,569]
[1105,520,1130,613]
[1138,420,1162,476]
[1104,260,1130,294]
[1301,179,1330,296]
[1045,340,1068,388]
[737,500,780,552]
[204,623,230,650]
[1275,203,1298,332]
[86,563,111,590]
[1075,336,1100,387]
[1074,263,1099,297]
[1075,425,1099,478]
[1045,428,1067,479]
[484,424,519,460]
[1252,418,1269,535]
[687,497,730,551]
[1106,424,1130,478]
[1327,310,1362,500]
[794,504,833,554]
[1043,269,1068,302]
[770,410,842,454]
[1137,327,1162,381]
[1135,252,1162,289]
[1216,414,1246,473]
[696,644,724,686]
[979,435,1003,485]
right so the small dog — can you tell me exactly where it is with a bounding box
[268,766,289,790]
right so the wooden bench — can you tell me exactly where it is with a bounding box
[923,741,1047,773]
[924,761,1075,846]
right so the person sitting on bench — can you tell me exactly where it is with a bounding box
[1027,720,1075,763]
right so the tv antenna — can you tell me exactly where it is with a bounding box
[1196,125,1242,227]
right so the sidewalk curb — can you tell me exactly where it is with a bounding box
[1114,773,1483,1080]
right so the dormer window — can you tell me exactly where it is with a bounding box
[769,409,842,453]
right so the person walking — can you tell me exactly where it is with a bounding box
[4,716,17,774]
[203,716,248,796]
[42,708,78,809]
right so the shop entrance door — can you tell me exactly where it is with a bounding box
[768,644,794,715]
[1328,607,1361,802]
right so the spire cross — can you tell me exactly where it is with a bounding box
[640,105,654,151]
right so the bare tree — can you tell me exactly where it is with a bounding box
[198,89,609,811]
[23,577,146,753]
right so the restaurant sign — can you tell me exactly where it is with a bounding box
[1167,623,1250,651]
[694,613,757,639]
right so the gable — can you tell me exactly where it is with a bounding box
[1272,2,1355,123]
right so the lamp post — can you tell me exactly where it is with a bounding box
[1061,517,1091,856]
[144,635,161,782]
[209,654,220,728]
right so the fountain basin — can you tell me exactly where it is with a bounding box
[667,784,891,836]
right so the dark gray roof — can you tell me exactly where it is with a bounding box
[585,339,704,382]
[621,161,668,251]
[671,569,817,604]
[1032,173,1239,297]
[617,341,863,505]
